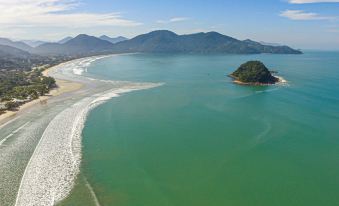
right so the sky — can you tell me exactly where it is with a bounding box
[0,0,338,49]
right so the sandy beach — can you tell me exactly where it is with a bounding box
[0,65,83,125]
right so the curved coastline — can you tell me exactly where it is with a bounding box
[0,69,82,126]
[0,54,128,126]
[13,55,163,206]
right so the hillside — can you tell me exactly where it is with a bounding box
[112,30,302,54]
[58,36,73,44]
[34,34,115,56]
[99,35,128,44]
[0,38,33,52]
[0,45,38,70]
[0,45,32,58]
[21,40,48,47]
[0,45,66,71]
[31,30,301,56]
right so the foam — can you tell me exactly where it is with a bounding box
[15,82,162,206]
[91,83,164,105]
[274,75,289,86]
[15,56,163,205]
[71,55,113,76]
[15,97,91,206]
[15,55,164,205]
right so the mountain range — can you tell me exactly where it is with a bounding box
[0,44,49,71]
[111,30,301,54]
[0,30,302,65]
[99,35,128,44]
[33,34,118,56]
[0,38,33,52]
[0,44,32,59]
[56,35,128,45]
[58,37,73,44]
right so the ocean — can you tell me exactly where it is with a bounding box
[1,51,338,206]
[60,51,339,206]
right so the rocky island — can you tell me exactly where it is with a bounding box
[230,61,280,85]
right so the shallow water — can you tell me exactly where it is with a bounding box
[1,52,338,206]
[0,57,161,206]
[60,52,339,206]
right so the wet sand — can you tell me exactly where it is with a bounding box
[0,65,83,125]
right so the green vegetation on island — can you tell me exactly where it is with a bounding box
[230,61,279,85]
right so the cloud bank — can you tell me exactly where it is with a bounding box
[280,10,334,20]
[0,0,141,28]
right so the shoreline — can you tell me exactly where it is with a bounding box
[0,63,84,125]
[229,74,287,86]
[13,57,164,205]
[0,53,131,126]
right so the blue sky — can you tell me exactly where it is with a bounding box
[0,0,338,49]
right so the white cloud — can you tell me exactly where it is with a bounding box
[157,17,189,24]
[169,17,189,22]
[0,0,142,28]
[280,10,334,20]
[289,0,339,3]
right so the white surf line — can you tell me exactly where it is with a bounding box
[14,84,164,206]
[15,100,88,206]
[84,178,101,206]
[0,122,30,147]
[13,57,164,205]
[14,109,61,206]
[274,75,289,86]
[0,117,20,130]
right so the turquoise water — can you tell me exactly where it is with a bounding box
[61,52,339,206]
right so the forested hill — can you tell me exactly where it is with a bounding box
[33,34,115,56]
[0,38,33,52]
[0,45,66,71]
[111,30,302,54]
[0,45,42,71]
[30,31,301,56]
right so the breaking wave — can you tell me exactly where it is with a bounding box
[274,75,289,86]
[71,56,109,75]
[15,56,163,206]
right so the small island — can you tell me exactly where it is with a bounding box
[229,61,280,85]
